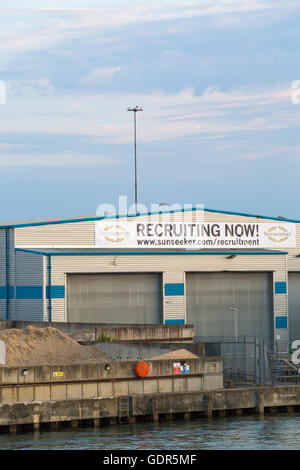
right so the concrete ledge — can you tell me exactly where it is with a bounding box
[0,357,223,404]
[94,341,206,360]
[0,357,218,385]
[11,321,194,342]
[0,321,13,330]
[1,385,300,430]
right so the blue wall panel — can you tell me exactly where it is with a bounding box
[16,286,43,299]
[275,282,287,294]
[164,283,184,296]
[46,285,65,299]
[275,316,287,329]
[165,319,185,325]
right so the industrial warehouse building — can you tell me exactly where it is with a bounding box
[1,206,300,353]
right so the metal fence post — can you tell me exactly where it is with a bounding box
[254,336,258,385]
[259,338,265,385]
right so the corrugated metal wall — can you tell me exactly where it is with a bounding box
[0,229,6,320]
[7,228,16,320]
[10,209,294,351]
[14,213,196,248]
[67,272,162,324]
[186,272,273,347]
[14,221,95,247]
[0,229,5,286]
[14,210,300,251]
[43,255,49,322]
[288,272,300,344]
[14,250,44,321]
[0,228,16,321]
[48,253,286,328]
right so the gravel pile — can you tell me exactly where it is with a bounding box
[149,348,199,360]
[0,326,110,366]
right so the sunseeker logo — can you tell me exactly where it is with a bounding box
[265,226,291,243]
[103,224,128,243]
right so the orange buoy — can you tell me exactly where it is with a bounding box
[134,360,149,378]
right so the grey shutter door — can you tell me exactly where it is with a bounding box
[288,272,300,344]
[67,272,162,324]
[186,272,273,346]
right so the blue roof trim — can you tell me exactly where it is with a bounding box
[1,206,300,229]
[15,248,46,255]
[203,207,300,222]
[15,248,288,256]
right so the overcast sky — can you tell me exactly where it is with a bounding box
[1,0,300,221]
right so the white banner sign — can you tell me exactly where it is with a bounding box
[95,221,296,249]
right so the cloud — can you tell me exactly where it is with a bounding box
[0,83,298,147]
[81,66,122,84]
[0,151,116,167]
[0,1,299,169]
[0,143,26,150]
[1,1,299,53]
[8,78,54,96]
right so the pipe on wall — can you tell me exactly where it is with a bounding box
[48,255,52,322]
[5,228,9,320]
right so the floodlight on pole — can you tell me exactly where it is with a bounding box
[127,106,144,213]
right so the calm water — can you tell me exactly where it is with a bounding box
[1,414,300,450]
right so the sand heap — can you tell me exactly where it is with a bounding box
[0,326,110,366]
[149,348,200,360]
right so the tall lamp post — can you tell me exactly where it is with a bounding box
[230,307,238,344]
[230,307,239,378]
[127,106,144,213]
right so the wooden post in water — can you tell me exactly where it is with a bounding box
[33,406,40,431]
[151,398,159,423]
[93,402,100,427]
[204,394,213,419]
[256,391,264,418]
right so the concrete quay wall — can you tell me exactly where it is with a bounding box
[0,358,223,405]
[1,385,300,431]
[0,357,221,385]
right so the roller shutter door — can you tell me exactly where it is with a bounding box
[67,273,162,324]
[186,272,273,346]
[288,272,300,344]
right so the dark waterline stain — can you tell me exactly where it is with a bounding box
[1,414,300,450]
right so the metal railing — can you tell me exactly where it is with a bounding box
[265,344,300,385]
[194,335,268,385]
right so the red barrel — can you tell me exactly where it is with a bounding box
[134,360,149,378]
